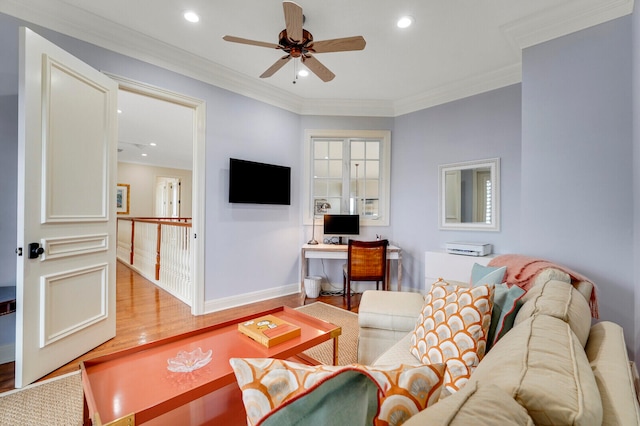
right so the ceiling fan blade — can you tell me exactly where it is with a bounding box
[302,55,335,82]
[260,55,292,78]
[223,35,280,49]
[283,1,303,43]
[308,36,366,53]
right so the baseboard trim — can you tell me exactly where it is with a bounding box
[0,343,15,364]
[204,283,300,314]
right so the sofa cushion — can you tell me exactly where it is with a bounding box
[403,381,534,426]
[373,332,421,366]
[359,290,425,332]
[514,279,591,347]
[532,267,570,285]
[469,314,603,426]
[410,284,493,396]
[229,358,445,426]
[585,321,640,426]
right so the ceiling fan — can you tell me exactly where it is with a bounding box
[223,1,366,82]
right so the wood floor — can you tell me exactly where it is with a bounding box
[0,261,361,393]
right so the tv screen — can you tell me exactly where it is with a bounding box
[229,158,291,205]
[323,214,360,236]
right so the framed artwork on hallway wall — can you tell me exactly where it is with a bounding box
[116,183,130,215]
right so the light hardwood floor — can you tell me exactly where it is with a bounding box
[0,261,360,393]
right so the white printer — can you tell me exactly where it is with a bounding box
[445,242,493,257]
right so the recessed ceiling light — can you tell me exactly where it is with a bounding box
[298,69,309,77]
[397,16,414,29]
[141,153,148,157]
[184,11,200,23]
[149,142,157,147]
[117,109,122,114]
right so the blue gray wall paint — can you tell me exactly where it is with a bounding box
[632,2,640,367]
[0,13,302,305]
[0,12,638,362]
[521,16,634,353]
[393,85,522,289]
[0,94,18,348]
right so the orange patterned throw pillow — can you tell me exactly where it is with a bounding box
[229,358,445,426]
[410,283,493,397]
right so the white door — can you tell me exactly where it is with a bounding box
[15,27,117,388]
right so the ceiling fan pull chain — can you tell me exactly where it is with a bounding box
[293,58,298,84]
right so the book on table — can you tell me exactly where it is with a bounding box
[238,314,301,347]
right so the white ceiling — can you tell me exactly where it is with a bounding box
[1,0,633,169]
[2,0,633,117]
[116,90,194,170]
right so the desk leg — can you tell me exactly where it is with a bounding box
[385,260,391,291]
[397,257,402,292]
[301,249,308,299]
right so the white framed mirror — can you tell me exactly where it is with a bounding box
[439,157,500,231]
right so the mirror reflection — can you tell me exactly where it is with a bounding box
[439,158,500,231]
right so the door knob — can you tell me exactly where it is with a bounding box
[28,242,44,259]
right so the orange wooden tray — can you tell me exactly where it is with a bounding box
[81,306,341,425]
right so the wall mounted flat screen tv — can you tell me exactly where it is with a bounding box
[229,158,291,205]
[323,214,360,236]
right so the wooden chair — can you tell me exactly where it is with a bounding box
[343,239,389,311]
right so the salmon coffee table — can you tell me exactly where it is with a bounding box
[81,306,341,425]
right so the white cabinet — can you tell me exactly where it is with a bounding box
[424,251,495,292]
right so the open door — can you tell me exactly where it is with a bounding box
[15,27,117,387]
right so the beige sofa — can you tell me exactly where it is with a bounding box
[358,270,640,425]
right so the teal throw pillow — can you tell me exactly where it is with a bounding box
[485,283,525,351]
[470,263,524,350]
[470,263,506,286]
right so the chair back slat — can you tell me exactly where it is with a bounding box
[347,239,388,281]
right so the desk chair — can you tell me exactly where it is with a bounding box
[343,239,388,311]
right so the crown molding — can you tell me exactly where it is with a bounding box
[502,0,634,50]
[1,0,633,117]
[299,98,395,117]
[392,63,522,117]
[0,0,306,113]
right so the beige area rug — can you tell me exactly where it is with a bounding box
[0,370,83,425]
[295,302,359,366]
[0,302,357,425]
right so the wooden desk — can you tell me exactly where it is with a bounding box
[301,243,402,292]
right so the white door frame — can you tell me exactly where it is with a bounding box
[108,74,206,315]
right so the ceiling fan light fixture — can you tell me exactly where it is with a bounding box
[183,11,200,23]
[397,16,414,29]
[298,69,309,77]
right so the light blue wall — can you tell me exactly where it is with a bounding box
[0,13,303,305]
[632,3,640,367]
[0,94,17,348]
[0,11,638,363]
[393,85,523,290]
[521,17,634,353]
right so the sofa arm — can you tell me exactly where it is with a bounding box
[359,290,424,331]
[357,290,424,364]
[585,321,640,425]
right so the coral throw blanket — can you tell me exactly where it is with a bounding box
[488,254,599,318]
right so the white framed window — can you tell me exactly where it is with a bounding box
[303,129,391,226]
